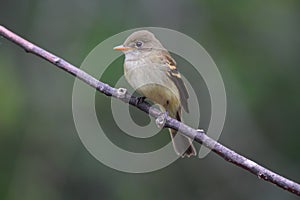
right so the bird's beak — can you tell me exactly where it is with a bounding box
[113,45,133,51]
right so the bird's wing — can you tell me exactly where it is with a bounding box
[163,52,189,113]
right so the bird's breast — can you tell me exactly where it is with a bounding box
[124,60,180,111]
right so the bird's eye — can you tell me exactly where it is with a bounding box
[135,41,143,48]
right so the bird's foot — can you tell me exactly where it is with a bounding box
[134,96,146,106]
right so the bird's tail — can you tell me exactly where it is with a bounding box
[169,111,196,157]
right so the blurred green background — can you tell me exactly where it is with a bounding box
[1,1,300,200]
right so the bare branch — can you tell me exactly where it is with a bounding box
[1,25,299,196]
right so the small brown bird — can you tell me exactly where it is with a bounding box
[114,30,196,157]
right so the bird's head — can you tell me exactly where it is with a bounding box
[114,30,165,58]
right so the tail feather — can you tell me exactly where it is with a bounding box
[169,129,196,157]
[169,111,196,157]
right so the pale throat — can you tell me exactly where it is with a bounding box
[124,49,151,62]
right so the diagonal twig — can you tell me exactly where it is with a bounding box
[1,25,299,196]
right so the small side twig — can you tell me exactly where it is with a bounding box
[1,25,299,196]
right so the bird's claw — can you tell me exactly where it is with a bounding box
[135,96,146,106]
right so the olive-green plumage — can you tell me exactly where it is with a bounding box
[114,30,196,157]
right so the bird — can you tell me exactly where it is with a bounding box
[114,30,196,157]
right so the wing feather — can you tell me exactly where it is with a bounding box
[163,53,189,113]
